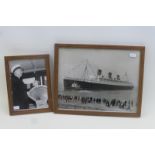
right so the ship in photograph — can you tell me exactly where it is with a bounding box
[55,44,145,116]
[64,61,134,91]
[59,60,137,113]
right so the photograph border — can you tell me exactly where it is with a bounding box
[5,54,53,115]
[54,44,145,117]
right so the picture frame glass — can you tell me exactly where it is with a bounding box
[5,55,52,115]
[57,47,141,114]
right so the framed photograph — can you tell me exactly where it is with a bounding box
[5,54,53,115]
[54,44,145,117]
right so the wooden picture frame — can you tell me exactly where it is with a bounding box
[5,54,53,115]
[54,44,145,117]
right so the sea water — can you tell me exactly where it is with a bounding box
[58,88,138,113]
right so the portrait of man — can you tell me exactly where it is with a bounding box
[11,64,32,109]
[5,55,53,115]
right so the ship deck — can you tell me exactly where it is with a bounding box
[64,77,133,87]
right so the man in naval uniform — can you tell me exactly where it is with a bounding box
[11,64,29,109]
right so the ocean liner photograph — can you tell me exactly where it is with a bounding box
[54,44,145,117]
[5,55,53,115]
[64,60,134,91]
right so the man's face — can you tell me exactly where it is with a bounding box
[14,68,23,78]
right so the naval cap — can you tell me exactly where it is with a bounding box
[11,64,23,73]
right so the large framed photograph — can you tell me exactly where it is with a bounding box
[5,54,53,115]
[54,44,145,117]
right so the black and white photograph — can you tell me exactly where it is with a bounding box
[5,55,53,115]
[54,44,145,117]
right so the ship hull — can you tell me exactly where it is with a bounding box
[64,79,134,91]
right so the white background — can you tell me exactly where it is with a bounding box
[0,26,154,129]
[0,1,155,155]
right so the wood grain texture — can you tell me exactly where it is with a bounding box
[53,43,145,117]
[5,54,53,115]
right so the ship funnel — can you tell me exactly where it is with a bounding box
[108,72,112,79]
[117,74,120,80]
[97,69,102,76]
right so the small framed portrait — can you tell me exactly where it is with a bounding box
[54,44,145,117]
[5,54,53,115]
